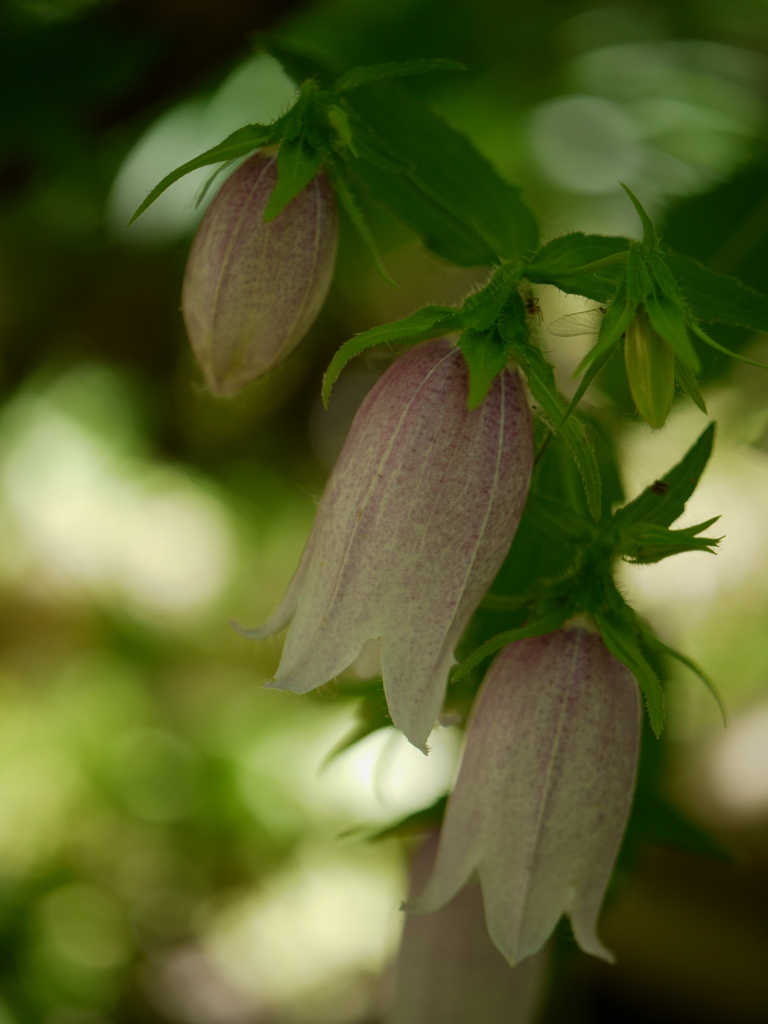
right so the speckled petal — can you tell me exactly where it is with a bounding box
[411,626,641,965]
[249,337,533,750]
[182,151,337,396]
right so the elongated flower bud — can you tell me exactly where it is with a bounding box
[410,625,641,965]
[236,337,533,751]
[624,307,675,429]
[182,151,338,396]
[387,832,548,1024]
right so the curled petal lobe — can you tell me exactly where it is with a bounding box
[410,626,641,965]
[242,337,533,750]
[182,151,338,396]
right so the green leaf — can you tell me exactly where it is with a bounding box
[335,59,466,92]
[560,340,620,426]
[326,163,397,286]
[524,234,628,302]
[594,608,665,736]
[322,688,391,766]
[674,357,707,413]
[640,627,727,726]
[129,123,275,223]
[370,796,447,841]
[665,249,768,331]
[688,320,768,371]
[322,305,460,405]
[524,492,597,541]
[264,137,323,221]
[613,423,715,530]
[619,518,721,564]
[344,80,539,266]
[452,606,574,682]
[503,326,602,518]
[458,329,511,409]
[620,183,655,252]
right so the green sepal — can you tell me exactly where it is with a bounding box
[452,605,575,682]
[625,242,652,304]
[335,58,466,92]
[264,137,323,221]
[500,306,602,518]
[674,357,707,413]
[665,250,768,332]
[618,518,721,564]
[644,289,700,371]
[129,123,275,223]
[461,264,521,331]
[593,598,665,736]
[574,279,635,375]
[523,492,599,543]
[562,340,620,425]
[688,320,768,371]
[322,305,460,405]
[613,423,714,531]
[639,626,727,725]
[458,329,511,409]
[523,233,628,302]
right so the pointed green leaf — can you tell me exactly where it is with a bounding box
[458,329,511,409]
[264,137,323,221]
[129,123,275,223]
[620,183,655,252]
[665,250,768,331]
[322,305,460,405]
[613,423,715,530]
[640,627,727,726]
[619,519,721,564]
[335,59,466,92]
[674,357,707,413]
[344,80,539,265]
[452,606,574,682]
[561,340,621,425]
[594,609,665,736]
[523,233,628,302]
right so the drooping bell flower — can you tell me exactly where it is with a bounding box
[182,150,338,396]
[410,624,641,965]
[387,832,549,1024]
[237,337,533,751]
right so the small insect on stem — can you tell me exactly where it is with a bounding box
[524,292,542,322]
[651,480,670,496]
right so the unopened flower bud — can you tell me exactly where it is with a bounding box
[182,151,338,396]
[410,625,640,966]
[624,307,675,429]
[236,337,533,751]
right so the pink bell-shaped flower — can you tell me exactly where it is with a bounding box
[182,150,338,396]
[237,337,533,750]
[409,624,641,964]
[387,832,549,1024]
